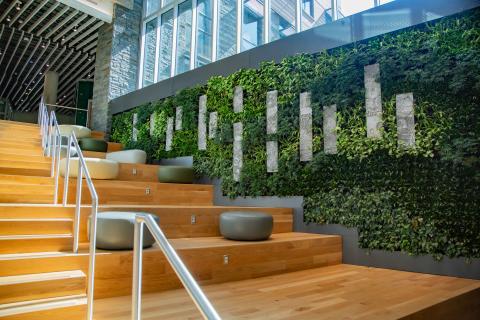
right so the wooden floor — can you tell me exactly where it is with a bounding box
[94,264,480,320]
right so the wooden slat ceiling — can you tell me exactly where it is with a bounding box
[0,0,103,113]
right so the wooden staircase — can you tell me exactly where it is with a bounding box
[0,120,341,319]
[0,121,87,319]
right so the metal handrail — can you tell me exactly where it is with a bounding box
[132,214,221,320]
[38,98,99,320]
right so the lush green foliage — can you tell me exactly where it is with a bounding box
[111,9,480,259]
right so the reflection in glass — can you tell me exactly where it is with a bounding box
[146,0,160,16]
[270,0,296,41]
[176,0,193,75]
[217,0,237,59]
[337,0,375,17]
[301,0,332,31]
[196,0,213,66]
[242,0,264,51]
[142,18,157,87]
[158,9,174,80]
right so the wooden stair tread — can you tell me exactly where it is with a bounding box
[169,232,339,250]
[0,234,72,240]
[0,251,80,261]
[0,270,85,286]
[0,218,72,222]
[0,294,86,317]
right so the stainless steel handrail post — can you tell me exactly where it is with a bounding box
[86,192,98,320]
[74,157,83,254]
[132,215,221,320]
[63,135,72,206]
[132,218,144,320]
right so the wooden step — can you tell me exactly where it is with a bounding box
[116,163,159,182]
[0,140,42,149]
[0,294,86,320]
[0,120,39,128]
[93,232,341,298]
[0,234,72,254]
[0,205,74,219]
[95,205,293,239]
[0,252,87,277]
[0,233,341,299]
[0,270,86,304]
[62,179,214,206]
[0,218,72,235]
[0,146,44,157]
[0,174,54,186]
[0,184,54,204]
[0,153,49,164]
[0,133,42,142]
[0,159,51,177]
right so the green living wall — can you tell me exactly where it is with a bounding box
[112,9,480,259]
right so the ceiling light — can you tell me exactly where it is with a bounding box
[6,16,11,22]
[16,2,21,10]
[39,72,43,75]
[18,19,23,24]
[41,43,46,48]
[61,36,65,42]
[46,63,49,67]
[23,37,29,41]
[73,26,78,32]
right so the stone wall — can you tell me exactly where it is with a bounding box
[92,0,142,135]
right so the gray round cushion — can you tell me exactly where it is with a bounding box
[89,211,160,250]
[219,211,273,241]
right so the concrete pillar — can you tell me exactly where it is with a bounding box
[42,71,59,106]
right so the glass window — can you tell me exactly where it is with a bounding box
[217,0,237,59]
[301,0,331,31]
[379,0,395,4]
[337,0,375,17]
[242,0,264,51]
[158,9,174,80]
[196,0,213,67]
[270,0,296,41]
[145,0,160,16]
[142,18,157,87]
[176,0,193,75]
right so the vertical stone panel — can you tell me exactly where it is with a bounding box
[364,63,383,138]
[299,92,312,162]
[233,122,243,182]
[149,112,156,136]
[209,112,218,139]
[233,86,243,113]
[165,117,174,151]
[266,90,278,135]
[198,95,207,150]
[267,141,278,173]
[175,106,182,130]
[396,93,415,148]
[132,113,138,142]
[323,104,337,154]
[266,90,278,172]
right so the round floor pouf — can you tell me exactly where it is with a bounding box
[219,211,273,241]
[79,138,108,152]
[157,166,194,183]
[89,212,160,250]
[59,157,119,180]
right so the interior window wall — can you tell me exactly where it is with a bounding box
[158,9,174,80]
[301,0,331,31]
[140,0,393,87]
[217,0,237,59]
[196,0,213,66]
[142,18,158,87]
[242,0,264,51]
[270,0,296,41]
[146,0,160,16]
[176,0,193,75]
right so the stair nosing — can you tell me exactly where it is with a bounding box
[0,234,73,240]
[0,294,87,316]
[0,270,86,286]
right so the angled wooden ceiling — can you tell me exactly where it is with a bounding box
[0,0,104,113]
